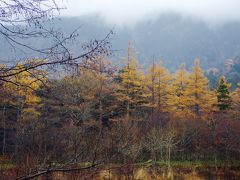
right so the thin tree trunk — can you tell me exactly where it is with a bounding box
[160,146,163,160]
[15,106,21,157]
[212,119,218,171]
[2,106,6,155]
[99,58,104,123]
[127,101,130,121]
[99,98,103,121]
[151,150,157,165]
[126,44,130,121]
[168,146,171,168]
[151,58,155,121]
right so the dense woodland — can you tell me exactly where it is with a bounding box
[0,44,240,178]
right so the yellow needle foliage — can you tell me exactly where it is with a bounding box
[232,83,240,116]
[167,64,192,118]
[116,56,150,118]
[2,63,45,122]
[147,61,172,112]
[185,59,215,119]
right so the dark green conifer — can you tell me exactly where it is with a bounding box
[216,76,231,110]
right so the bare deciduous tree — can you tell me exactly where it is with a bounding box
[0,0,113,87]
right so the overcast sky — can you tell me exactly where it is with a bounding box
[57,0,240,26]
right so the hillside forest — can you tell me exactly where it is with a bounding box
[1,44,240,178]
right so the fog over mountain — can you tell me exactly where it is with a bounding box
[2,13,240,70]
[2,0,240,70]
[57,0,240,27]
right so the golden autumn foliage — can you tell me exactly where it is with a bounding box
[167,64,191,118]
[184,59,215,119]
[116,46,150,119]
[114,56,224,120]
[1,63,45,122]
[147,61,172,112]
[232,84,240,115]
[1,57,239,123]
[1,56,240,176]
[145,60,217,119]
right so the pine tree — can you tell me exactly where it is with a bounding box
[216,76,231,111]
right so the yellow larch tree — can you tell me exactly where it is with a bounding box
[3,63,44,122]
[185,59,215,119]
[167,64,192,118]
[116,44,150,119]
[147,61,172,112]
[90,56,116,122]
[231,83,240,117]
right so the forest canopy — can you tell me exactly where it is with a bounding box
[1,44,240,178]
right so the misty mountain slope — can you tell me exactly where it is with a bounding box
[1,14,240,70]
[127,14,240,70]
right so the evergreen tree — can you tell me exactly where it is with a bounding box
[216,76,231,111]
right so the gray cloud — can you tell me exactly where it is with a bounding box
[57,0,240,26]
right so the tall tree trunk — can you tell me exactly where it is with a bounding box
[99,98,103,122]
[2,106,6,155]
[211,118,218,171]
[15,106,21,158]
[99,58,104,123]
[151,59,155,121]
[158,76,162,112]
[168,146,171,168]
[126,100,130,121]
[151,150,157,165]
